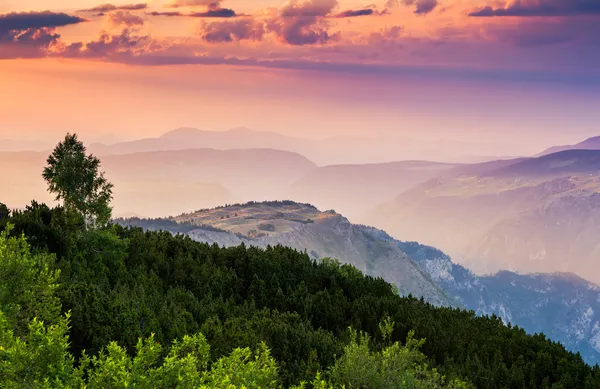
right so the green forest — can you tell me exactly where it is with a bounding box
[1,134,599,388]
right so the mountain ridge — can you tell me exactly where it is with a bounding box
[364,149,600,283]
[116,201,454,307]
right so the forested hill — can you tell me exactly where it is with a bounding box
[115,201,454,306]
[2,203,599,388]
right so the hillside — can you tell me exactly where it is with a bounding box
[393,239,600,365]
[118,201,600,364]
[118,201,453,306]
[365,150,600,283]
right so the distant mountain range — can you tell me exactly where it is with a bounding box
[538,136,600,156]
[115,201,600,365]
[364,149,600,283]
[86,127,510,165]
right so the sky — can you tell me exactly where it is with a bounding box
[1,0,600,156]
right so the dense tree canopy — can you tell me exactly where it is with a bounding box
[1,205,599,388]
[0,225,468,388]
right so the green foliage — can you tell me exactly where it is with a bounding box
[42,133,113,228]
[326,329,470,389]
[0,225,61,336]
[2,205,600,388]
[0,311,76,389]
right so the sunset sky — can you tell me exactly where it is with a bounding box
[2,0,600,154]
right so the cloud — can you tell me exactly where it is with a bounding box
[0,11,86,36]
[402,0,438,14]
[74,28,150,58]
[333,9,375,17]
[146,11,183,16]
[0,11,86,58]
[164,0,236,17]
[469,0,600,17]
[168,0,223,8]
[198,19,265,42]
[189,9,237,17]
[267,0,340,45]
[108,11,145,27]
[279,0,338,17]
[146,10,237,18]
[78,3,148,13]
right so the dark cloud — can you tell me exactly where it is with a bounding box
[268,0,340,45]
[0,11,86,58]
[145,9,237,18]
[0,11,85,59]
[402,0,438,14]
[0,11,86,36]
[333,9,375,17]
[198,19,265,42]
[189,8,237,17]
[470,0,600,17]
[146,11,183,16]
[108,11,145,27]
[78,3,148,13]
[331,6,391,18]
[168,0,223,8]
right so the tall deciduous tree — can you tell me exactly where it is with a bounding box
[43,133,113,228]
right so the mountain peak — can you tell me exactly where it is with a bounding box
[160,127,203,139]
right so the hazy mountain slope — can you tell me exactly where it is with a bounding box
[89,127,312,156]
[0,149,313,216]
[365,150,600,283]
[117,201,453,306]
[538,136,600,156]
[395,239,600,365]
[286,161,457,220]
[100,148,316,202]
[88,127,513,165]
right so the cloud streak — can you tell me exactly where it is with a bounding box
[331,8,390,18]
[78,3,148,13]
[470,0,600,17]
[168,0,223,7]
[189,9,237,17]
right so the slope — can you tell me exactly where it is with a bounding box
[365,150,600,283]
[117,201,453,306]
[396,239,600,365]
